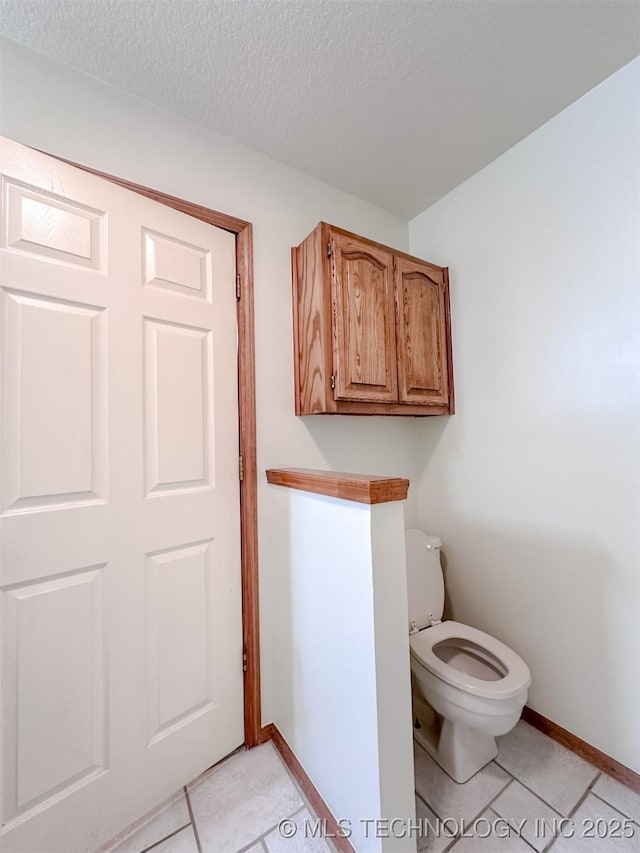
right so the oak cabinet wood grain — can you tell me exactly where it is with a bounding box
[396,256,450,407]
[292,222,454,416]
[332,231,398,403]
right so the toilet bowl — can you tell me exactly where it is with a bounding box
[406,530,531,783]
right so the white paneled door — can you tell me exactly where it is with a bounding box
[0,138,244,852]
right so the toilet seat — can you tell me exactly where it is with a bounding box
[410,620,530,701]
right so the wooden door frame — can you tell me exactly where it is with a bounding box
[35,148,262,748]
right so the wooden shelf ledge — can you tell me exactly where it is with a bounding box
[265,468,410,505]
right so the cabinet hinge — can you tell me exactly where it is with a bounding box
[242,645,248,673]
[327,241,333,259]
[236,273,241,300]
[330,374,336,391]
[239,454,244,481]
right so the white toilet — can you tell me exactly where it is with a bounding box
[406,529,531,783]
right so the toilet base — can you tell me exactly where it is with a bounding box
[415,710,498,783]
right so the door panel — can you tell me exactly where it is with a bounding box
[2,176,105,271]
[143,228,212,299]
[331,232,398,402]
[143,318,213,494]
[0,137,243,852]
[396,257,449,406]
[1,289,108,513]
[3,567,107,820]
[146,540,215,744]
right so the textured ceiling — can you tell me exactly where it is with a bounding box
[1,1,638,217]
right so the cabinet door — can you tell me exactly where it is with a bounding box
[331,231,398,402]
[395,257,450,406]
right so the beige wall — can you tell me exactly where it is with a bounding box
[0,38,418,730]
[409,58,640,772]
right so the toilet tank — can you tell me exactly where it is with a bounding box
[405,529,444,630]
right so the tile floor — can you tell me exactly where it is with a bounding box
[106,742,335,853]
[105,722,639,853]
[414,720,640,852]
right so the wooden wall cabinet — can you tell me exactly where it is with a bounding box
[292,222,454,416]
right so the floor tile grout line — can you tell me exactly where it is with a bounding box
[444,785,541,853]
[182,741,314,853]
[139,823,192,853]
[266,743,341,850]
[414,788,438,817]
[268,742,312,815]
[187,741,310,853]
[490,809,541,853]
[281,769,317,819]
[567,771,601,819]
[102,790,191,852]
[455,773,516,834]
[414,784,448,824]
[418,726,610,815]
[538,833,556,853]
[414,757,514,852]
[414,786,465,853]
[414,740,577,853]
[414,723,636,852]
[184,785,203,853]
[415,749,620,853]
[476,775,515,815]
[235,805,308,853]
[415,735,508,795]
[474,803,541,853]
[414,732,516,819]
[443,803,538,853]
[440,832,463,853]
[413,730,453,819]
[517,833,542,853]
[589,788,640,824]
[186,743,246,794]
[492,757,580,819]
[416,791,460,853]
[414,785,469,853]
[494,760,568,817]
[542,774,603,853]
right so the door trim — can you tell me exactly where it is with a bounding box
[32,148,262,748]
